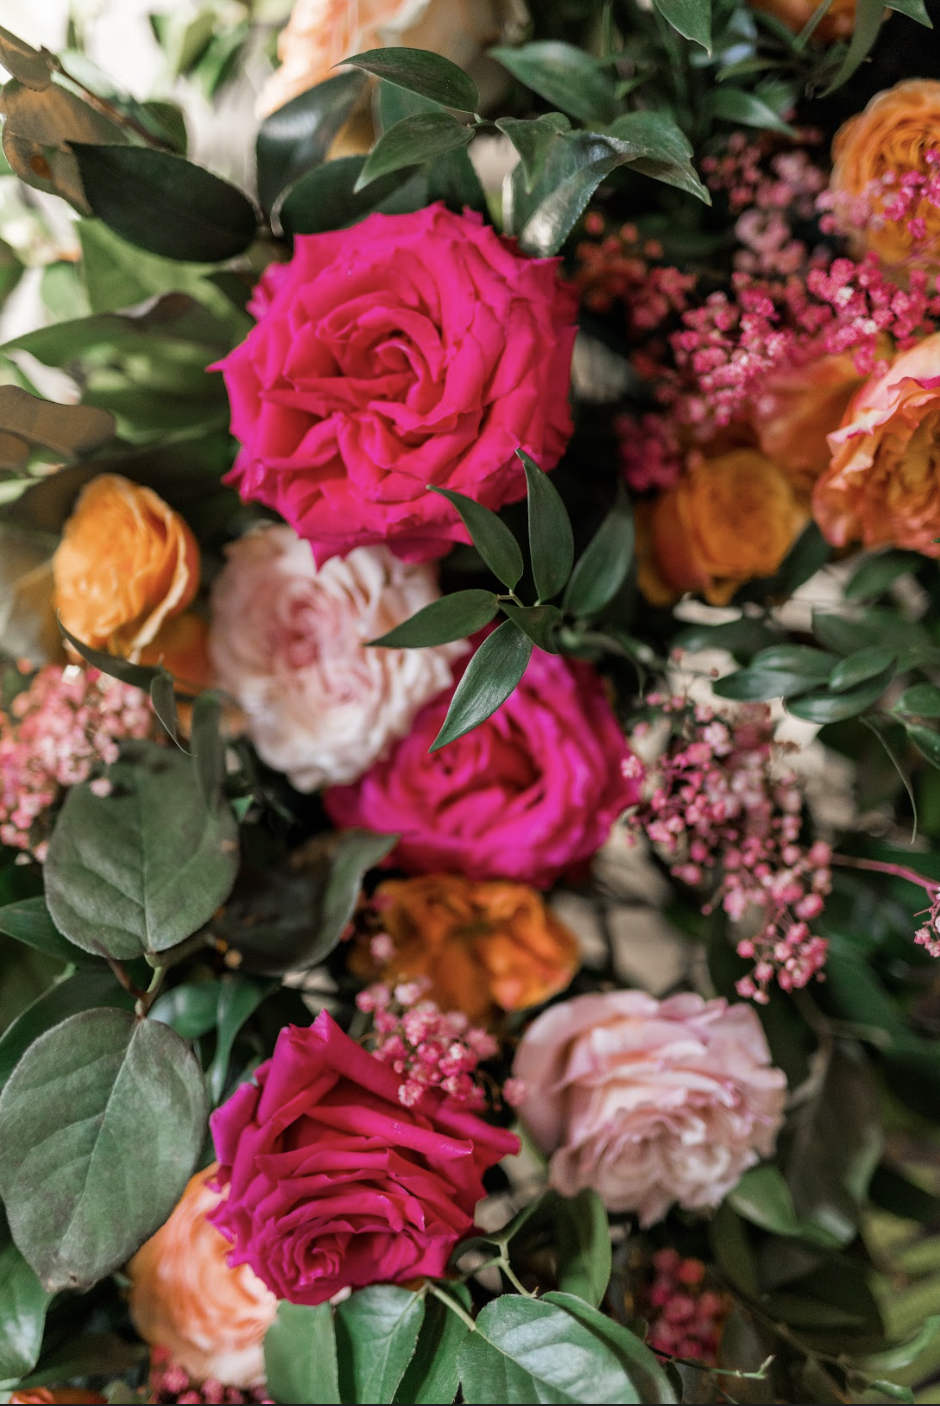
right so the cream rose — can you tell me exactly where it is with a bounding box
[514,991,787,1226]
[209,526,463,790]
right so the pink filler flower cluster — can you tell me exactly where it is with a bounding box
[639,1249,730,1364]
[148,1346,272,1405]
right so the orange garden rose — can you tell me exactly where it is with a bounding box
[830,79,940,267]
[354,874,581,1022]
[53,474,201,662]
[641,449,807,605]
[127,1164,277,1389]
[749,0,855,41]
[754,353,865,501]
[814,332,940,554]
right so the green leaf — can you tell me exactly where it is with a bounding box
[0,1212,52,1382]
[605,111,710,203]
[69,143,257,262]
[671,617,781,657]
[256,69,367,214]
[812,610,880,656]
[149,980,223,1040]
[555,1190,611,1309]
[344,47,479,114]
[44,741,239,961]
[0,1008,206,1291]
[823,0,886,93]
[0,384,113,470]
[356,111,473,190]
[490,42,618,125]
[316,830,400,964]
[0,968,132,1092]
[265,156,425,237]
[829,647,896,693]
[77,219,225,319]
[376,78,441,129]
[786,670,894,723]
[57,618,176,704]
[651,0,712,50]
[750,644,837,677]
[907,723,940,770]
[887,0,932,24]
[869,1164,940,1224]
[206,974,277,1105]
[335,1285,425,1404]
[431,621,533,751]
[845,550,923,600]
[707,86,795,135]
[541,1294,677,1404]
[499,602,563,653]
[427,144,487,215]
[713,666,824,701]
[518,449,574,602]
[149,671,181,747]
[854,1316,940,1372]
[429,487,524,589]
[394,1284,473,1404]
[190,690,226,810]
[369,590,498,648]
[564,486,634,618]
[0,896,90,965]
[729,1164,805,1238]
[511,131,642,257]
[495,113,571,191]
[265,1300,340,1405]
[896,683,940,718]
[457,1294,642,1404]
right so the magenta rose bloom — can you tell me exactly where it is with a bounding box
[216,205,578,562]
[324,649,641,888]
[209,1011,518,1305]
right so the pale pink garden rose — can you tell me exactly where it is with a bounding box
[209,525,464,790]
[514,991,787,1226]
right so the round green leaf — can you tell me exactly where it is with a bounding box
[431,621,533,751]
[368,590,498,648]
[896,683,940,719]
[355,111,473,190]
[0,1008,207,1291]
[44,741,239,961]
[69,143,257,262]
[344,47,479,114]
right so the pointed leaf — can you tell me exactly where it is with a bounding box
[542,1294,677,1404]
[343,47,479,113]
[895,683,940,718]
[786,669,893,722]
[0,1214,52,1382]
[206,974,277,1105]
[0,26,52,89]
[356,111,473,190]
[845,549,923,600]
[431,621,533,751]
[499,602,563,652]
[564,486,634,617]
[429,487,524,589]
[828,647,896,693]
[149,671,181,747]
[652,0,712,50]
[190,690,226,810]
[335,1285,425,1404]
[823,0,886,93]
[708,86,795,135]
[265,1301,340,1405]
[490,42,618,125]
[518,449,573,601]
[607,110,710,202]
[394,1284,473,1404]
[279,155,425,236]
[256,69,367,214]
[513,131,641,257]
[907,723,940,770]
[0,896,91,965]
[555,1190,611,1308]
[495,113,571,191]
[369,590,498,647]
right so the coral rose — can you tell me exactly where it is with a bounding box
[324,648,640,888]
[209,526,464,789]
[754,353,865,501]
[515,991,787,1226]
[53,475,199,656]
[355,874,580,1022]
[217,205,578,563]
[127,1164,277,1389]
[209,1010,518,1305]
[830,80,940,267]
[643,450,806,605]
[814,332,940,554]
[749,0,854,42]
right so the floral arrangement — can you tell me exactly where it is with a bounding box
[5,0,940,1402]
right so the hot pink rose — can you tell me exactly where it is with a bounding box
[216,205,578,562]
[324,649,640,888]
[209,1010,518,1305]
[515,991,787,1226]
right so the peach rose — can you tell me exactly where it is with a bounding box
[754,353,865,501]
[749,0,854,42]
[515,991,787,1226]
[830,80,940,267]
[257,0,511,118]
[643,449,806,605]
[127,1164,277,1389]
[813,333,940,554]
[209,526,464,790]
[353,874,580,1022]
[53,475,199,657]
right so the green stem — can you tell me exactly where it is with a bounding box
[428,1282,477,1333]
[498,1254,533,1297]
[136,965,166,1019]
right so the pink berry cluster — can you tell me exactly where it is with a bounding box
[639,1250,730,1364]
[148,1347,272,1404]
[626,696,831,1002]
[574,214,696,326]
[614,411,683,493]
[0,663,153,860]
[821,148,940,256]
[356,973,523,1110]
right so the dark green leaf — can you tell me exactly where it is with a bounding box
[812,610,881,656]
[369,590,498,648]
[265,1301,340,1405]
[344,47,479,113]
[490,42,618,125]
[713,667,824,701]
[356,111,472,190]
[671,617,781,656]
[555,1190,611,1308]
[709,1204,759,1298]
[256,70,367,214]
[829,647,896,693]
[854,1316,940,1371]
[429,487,524,589]
[896,683,940,718]
[845,550,923,600]
[652,0,711,50]
[335,1285,425,1404]
[823,0,887,93]
[190,690,226,810]
[499,602,563,653]
[495,113,571,192]
[707,86,795,135]
[279,156,425,236]
[786,670,893,723]
[729,1163,805,1238]
[511,131,641,257]
[206,974,277,1105]
[869,1164,940,1224]
[907,723,940,770]
[431,621,533,751]
[149,671,180,747]
[0,896,90,965]
[149,980,223,1040]
[518,449,574,602]
[394,1284,473,1404]
[376,78,440,129]
[315,830,399,965]
[861,716,918,839]
[886,0,932,24]
[0,968,132,1092]
[44,741,239,961]
[0,1213,52,1382]
[606,109,709,202]
[58,617,172,696]
[564,486,634,617]
[427,143,487,215]
[750,645,836,677]
[0,1008,206,1291]
[70,143,257,262]
[542,1294,677,1404]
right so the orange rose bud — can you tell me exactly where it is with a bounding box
[646,450,806,606]
[754,353,865,502]
[813,333,940,555]
[127,1164,277,1390]
[830,80,940,267]
[749,0,854,42]
[355,875,581,1023]
[53,474,199,657]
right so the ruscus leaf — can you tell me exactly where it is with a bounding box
[343,47,479,113]
[369,590,499,648]
[490,42,618,125]
[355,111,473,190]
[518,449,574,602]
[431,621,533,751]
[429,487,524,589]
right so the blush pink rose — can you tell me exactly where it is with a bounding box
[208,526,464,789]
[514,991,787,1226]
[324,649,641,888]
[216,205,578,562]
[209,1010,518,1305]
